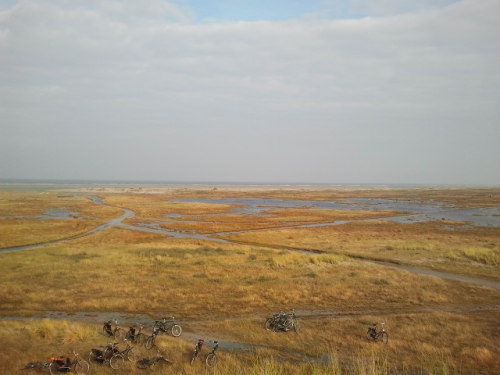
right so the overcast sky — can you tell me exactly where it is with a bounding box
[1,0,499,185]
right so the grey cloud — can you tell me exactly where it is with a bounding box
[1,0,499,184]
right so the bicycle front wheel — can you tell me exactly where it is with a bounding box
[110,354,125,369]
[380,332,388,344]
[190,351,199,365]
[205,353,217,367]
[126,348,136,362]
[145,336,155,350]
[74,359,90,374]
[170,324,182,337]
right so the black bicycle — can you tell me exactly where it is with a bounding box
[190,339,205,365]
[102,319,124,340]
[125,324,147,344]
[136,350,172,370]
[367,323,388,344]
[265,310,299,333]
[153,316,182,337]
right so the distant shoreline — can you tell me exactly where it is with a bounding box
[1,179,498,189]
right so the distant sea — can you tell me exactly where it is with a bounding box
[0,178,494,189]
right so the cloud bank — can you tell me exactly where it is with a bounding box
[1,0,499,184]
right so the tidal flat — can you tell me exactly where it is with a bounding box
[0,185,499,374]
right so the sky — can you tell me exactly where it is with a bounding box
[0,0,499,185]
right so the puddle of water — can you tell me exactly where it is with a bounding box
[39,208,79,220]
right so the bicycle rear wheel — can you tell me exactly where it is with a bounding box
[136,359,149,369]
[265,319,273,331]
[110,354,125,369]
[114,328,125,340]
[48,362,59,375]
[145,335,155,350]
[205,353,217,367]
[135,333,147,344]
[74,359,90,374]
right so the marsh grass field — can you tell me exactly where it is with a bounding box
[0,185,499,374]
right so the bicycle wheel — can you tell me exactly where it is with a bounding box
[136,359,149,369]
[109,354,125,369]
[190,351,199,365]
[205,353,217,367]
[126,348,136,362]
[145,336,155,350]
[48,362,61,375]
[135,333,147,344]
[170,324,182,337]
[265,319,273,331]
[380,332,388,344]
[74,359,90,374]
[102,326,111,337]
[114,328,125,340]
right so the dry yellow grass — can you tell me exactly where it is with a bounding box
[0,192,122,248]
[1,186,499,374]
[222,220,500,280]
[2,315,495,375]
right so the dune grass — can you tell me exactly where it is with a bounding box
[0,227,497,317]
[222,220,500,280]
[2,315,496,375]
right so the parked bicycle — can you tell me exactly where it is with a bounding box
[89,342,118,366]
[89,341,135,369]
[103,319,125,340]
[367,323,388,344]
[109,340,136,369]
[205,340,219,367]
[125,324,147,344]
[190,339,205,365]
[265,310,299,333]
[146,317,182,349]
[48,351,89,374]
[136,350,172,370]
[153,316,182,337]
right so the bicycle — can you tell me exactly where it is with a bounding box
[108,340,136,369]
[89,342,118,365]
[265,310,299,333]
[205,340,219,367]
[136,350,172,369]
[153,316,182,337]
[48,351,90,374]
[125,324,147,344]
[103,319,125,340]
[190,339,205,365]
[367,323,388,344]
[145,327,161,350]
